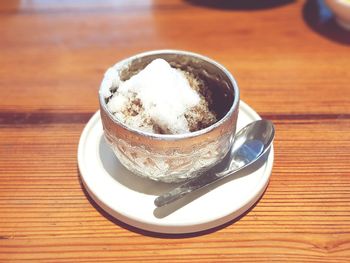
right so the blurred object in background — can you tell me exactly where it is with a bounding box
[324,0,350,30]
[303,0,350,44]
[185,0,295,10]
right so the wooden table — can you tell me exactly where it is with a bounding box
[1,0,350,262]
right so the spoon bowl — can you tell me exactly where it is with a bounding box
[223,119,275,173]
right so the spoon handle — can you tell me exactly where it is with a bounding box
[154,170,232,207]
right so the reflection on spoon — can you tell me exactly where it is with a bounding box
[154,119,275,207]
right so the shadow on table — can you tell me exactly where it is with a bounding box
[78,171,266,238]
[303,0,350,45]
[184,0,295,10]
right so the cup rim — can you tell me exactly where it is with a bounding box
[99,49,240,141]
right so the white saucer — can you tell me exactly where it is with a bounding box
[78,101,274,234]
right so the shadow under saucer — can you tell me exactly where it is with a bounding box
[78,171,265,238]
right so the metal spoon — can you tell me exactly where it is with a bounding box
[154,119,275,207]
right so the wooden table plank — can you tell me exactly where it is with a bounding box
[0,0,350,262]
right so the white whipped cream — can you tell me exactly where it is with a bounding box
[106,59,201,134]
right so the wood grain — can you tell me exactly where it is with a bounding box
[1,0,350,262]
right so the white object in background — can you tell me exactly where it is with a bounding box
[325,0,350,30]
